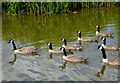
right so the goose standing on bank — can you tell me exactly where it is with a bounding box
[47,42,73,54]
[98,45,120,65]
[77,31,98,42]
[96,24,113,37]
[61,38,82,50]
[60,47,86,62]
[8,39,38,54]
[101,37,119,50]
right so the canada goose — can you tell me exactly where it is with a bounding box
[98,45,120,65]
[47,42,73,54]
[101,37,119,50]
[8,39,38,54]
[61,38,82,50]
[77,31,98,42]
[60,47,86,62]
[96,24,113,37]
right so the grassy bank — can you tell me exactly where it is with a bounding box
[2,2,119,15]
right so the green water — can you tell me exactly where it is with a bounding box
[2,6,119,81]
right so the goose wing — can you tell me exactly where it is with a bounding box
[81,37,96,41]
[65,44,81,50]
[98,31,111,37]
[18,46,37,53]
[108,57,120,65]
[106,44,118,50]
[66,55,86,62]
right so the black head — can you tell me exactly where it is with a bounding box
[8,39,14,43]
[77,31,81,34]
[61,38,66,41]
[101,37,106,41]
[60,47,65,51]
[98,45,103,50]
[47,42,52,46]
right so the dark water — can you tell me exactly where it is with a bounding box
[2,6,119,81]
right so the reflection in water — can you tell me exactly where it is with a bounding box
[59,60,67,70]
[108,64,120,69]
[49,53,53,59]
[79,40,81,45]
[95,64,106,79]
[2,6,119,81]
[59,59,88,70]
[9,54,17,65]
[9,52,40,65]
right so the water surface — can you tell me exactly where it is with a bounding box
[2,6,119,81]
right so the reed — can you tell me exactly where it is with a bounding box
[2,2,119,15]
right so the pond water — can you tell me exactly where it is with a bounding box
[2,6,119,81]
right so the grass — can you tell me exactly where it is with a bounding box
[2,2,120,15]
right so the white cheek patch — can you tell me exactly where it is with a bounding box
[11,40,13,43]
[102,38,105,41]
[62,38,64,41]
[96,25,98,27]
[78,31,81,33]
[48,43,50,45]
[61,48,64,51]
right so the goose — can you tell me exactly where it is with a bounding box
[8,39,38,54]
[60,47,86,62]
[101,37,119,50]
[47,42,73,54]
[96,24,113,37]
[77,31,98,42]
[61,38,82,50]
[98,45,120,65]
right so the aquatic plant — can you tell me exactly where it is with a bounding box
[2,2,119,15]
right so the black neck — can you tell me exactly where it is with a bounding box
[12,41,17,50]
[103,39,106,45]
[49,44,53,50]
[79,32,81,38]
[101,48,107,59]
[63,49,67,56]
[64,39,67,46]
[97,26,100,32]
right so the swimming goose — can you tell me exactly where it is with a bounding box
[60,47,86,62]
[96,24,113,37]
[77,31,98,42]
[8,39,38,54]
[98,45,120,65]
[101,37,119,50]
[47,42,73,54]
[61,38,82,50]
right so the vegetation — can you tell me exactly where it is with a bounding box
[2,2,120,15]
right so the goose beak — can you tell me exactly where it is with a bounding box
[97,45,102,49]
[8,40,11,43]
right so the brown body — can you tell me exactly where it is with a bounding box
[103,44,119,50]
[80,37,97,42]
[64,55,86,62]
[14,46,37,54]
[96,31,112,37]
[63,44,81,50]
[108,57,120,65]
[50,47,73,54]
